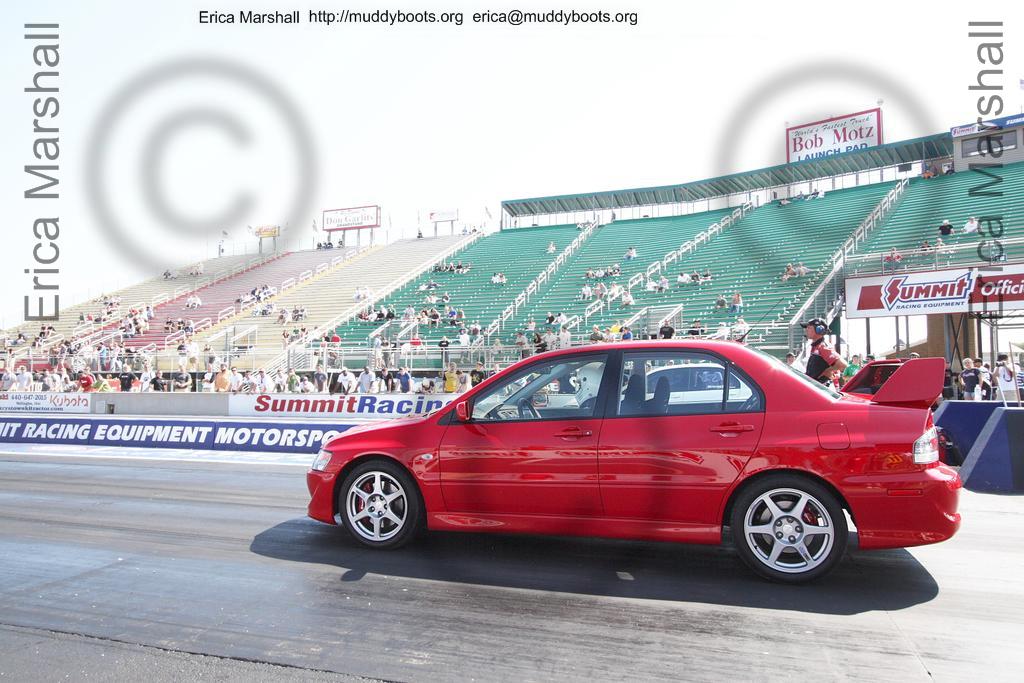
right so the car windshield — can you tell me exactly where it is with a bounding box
[750,347,842,400]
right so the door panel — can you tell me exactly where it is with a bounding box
[598,349,765,524]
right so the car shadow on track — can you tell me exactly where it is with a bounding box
[250,518,939,615]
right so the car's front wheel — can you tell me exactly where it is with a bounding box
[338,460,422,549]
[730,474,848,583]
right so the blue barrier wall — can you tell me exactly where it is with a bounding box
[958,407,1024,494]
[0,416,358,455]
[934,401,1003,459]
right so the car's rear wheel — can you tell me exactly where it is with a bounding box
[730,474,847,583]
[338,460,421,549]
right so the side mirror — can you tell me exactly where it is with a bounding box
[454,401,470,422]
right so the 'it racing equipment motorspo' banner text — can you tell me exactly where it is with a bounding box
[846,264,1024,318]
[0,417,356,454]
[786,108,882,162]
[228,393,457,419]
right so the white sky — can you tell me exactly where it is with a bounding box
[1,0,1022,354]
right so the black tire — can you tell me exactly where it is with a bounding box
[337,459,422,550]
[729,473,848,583]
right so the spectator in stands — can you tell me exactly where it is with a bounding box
[795,262,810,277]
[514,331,530,358]
[417,379,436,394]
[213,364,231,392]
[839,354,862,382]
[458,329,471,346]
[688,320,704,337]
[547,241,557,254]
[443,362,459,393]
[541,328,557,351]
[149,371,167,393]
[658,321,675,339]
[976,359,994,400]
[456,369,471,394]
[397,367,413,393]
[594,282,608,299]
[677,271,692,286]
[644,277,658,293]
[624,247,638,261]
[884,247,903,272]
[785,352,797,367]
[589,325,605,344]
[732,317,750,340]
[729,292,744,315]
[438,336,451,364]
[920,240,933,251]
[715,293,727,310]
[117,368,137,392]
[781,264,797,282]
[963,216,980,235]
[709,322,730,340]
[778,197,791,206]
[173,369,192,393]
[620,289,635,307]
[702,268,713,282]
[299,375,315,394]
[996,353,1019,403]
[938,219,954,236]
[313,364,328,392]
[657,275,669,293]
[959,358,981,401]
[556,326,572,349]
[358,367,375,394]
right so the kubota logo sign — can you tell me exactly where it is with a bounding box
[847,264,1024,318]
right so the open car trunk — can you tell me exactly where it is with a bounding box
[842,357,945,410]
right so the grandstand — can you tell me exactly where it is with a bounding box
[197,235,468,368]
[330,224,583,345]
[847,160,1024,273]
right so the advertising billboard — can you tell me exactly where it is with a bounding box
[322,205,381,232]
[846,264,1024,318]
[786,108,883,162]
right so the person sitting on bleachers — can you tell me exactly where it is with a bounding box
[715,293,727,310]
[688,320,704,337]
[624,246,638,261]
[702,269,713,282]
[778,197,791,206]
[963,216,980,234]
[795,262,811,277]
[920,240,933,251]
[884,247,903,271]
[709,322,730,340]
[424,292,438,305]
[580,283,593,300]
[677,271,692,286]
[938,219,954,236]
[732,317,750,340]
[730,292,744,315]
[657,275,669,293]
[620,289,635,307]
[609,264,621,276]
[547,241,557,254]
[584,268,595,279]
[645,277,658,293]
[594,282,608,299]
[935,237,950,253]
[781,263,798,282]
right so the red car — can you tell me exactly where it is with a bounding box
[307,341,961,582]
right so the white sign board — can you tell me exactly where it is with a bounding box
[786,108,883,162]
[322,205,380,232]
[229,393,458,420]
[0,392,91,414]
[846,264,1024,318]
[428,209,458,222]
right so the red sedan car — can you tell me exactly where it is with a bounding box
[307,341,961,582]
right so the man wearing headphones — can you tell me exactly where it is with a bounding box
[802,318,847,385]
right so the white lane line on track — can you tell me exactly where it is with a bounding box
[0,443,310,466]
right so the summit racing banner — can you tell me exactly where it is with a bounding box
[846,264,1024,318]
[0,417,354,454]
[229,393,458,419]
[0,392,90,414]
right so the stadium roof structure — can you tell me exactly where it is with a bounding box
[501,132,953,218]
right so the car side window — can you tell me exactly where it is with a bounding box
[470,355,608,422]
[618,351,762,417]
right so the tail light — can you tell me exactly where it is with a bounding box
[913,427,939,465]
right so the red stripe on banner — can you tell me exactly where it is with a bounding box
[971,273,1024,304]
[857,284,884,310]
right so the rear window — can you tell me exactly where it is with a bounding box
[750,347,842,400]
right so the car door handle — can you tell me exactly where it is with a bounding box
[555,427,593,439]
[709,423,755,434]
